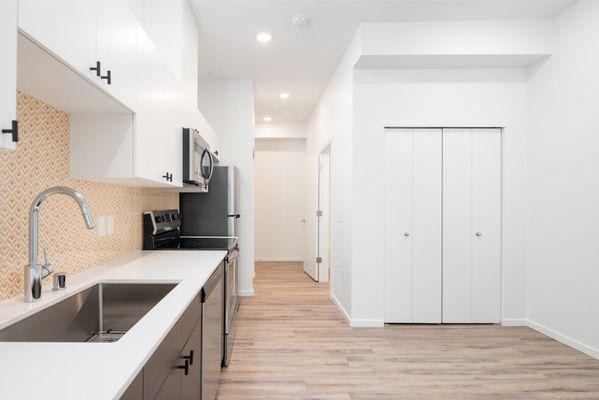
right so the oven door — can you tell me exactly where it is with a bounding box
[223,247,239,367]
[225,248,239,333]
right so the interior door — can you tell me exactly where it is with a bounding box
[442,128,501,323]
[384,128,442,323]
[317,146,331,283]
[303,153,319,281]
[470,129,501,323]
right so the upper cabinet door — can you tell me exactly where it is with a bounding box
[0,0,17,150]
[96,0,138,110]
[18,0,97,78]
[134,27,178,187]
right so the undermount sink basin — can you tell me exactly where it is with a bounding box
[0,283,177,343]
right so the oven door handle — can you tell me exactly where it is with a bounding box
[226,248,240,262]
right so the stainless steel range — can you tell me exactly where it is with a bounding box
[143,209,240,371]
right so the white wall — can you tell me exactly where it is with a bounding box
[526,1,599,358]
[198,79,255,296]
[352,68,529,325]
[255,138,305,261]
[255,122,306,139]
[305,29,362,318]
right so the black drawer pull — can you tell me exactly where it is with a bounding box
[90,61,101,77]
[101,70,112,85]
[2,120,18,143]
[177,359,189,375]
[162,172,173,182]
[182,350,194,365]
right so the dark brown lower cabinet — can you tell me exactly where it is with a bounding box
[181,321,202,400]
[119,294,202,400]
[119,262,225,400]
[120,372,143,400]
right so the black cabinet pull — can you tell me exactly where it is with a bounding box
[177,359,189,375]
[101,70,112,85]
[227,214,241,219]
[2,120,18,143]
[182,350,194,365]
[162,172,173,182]
[90,61,101,77]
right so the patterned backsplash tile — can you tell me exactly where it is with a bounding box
[0,92,178,301]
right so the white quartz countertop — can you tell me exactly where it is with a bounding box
[0,250,227,400]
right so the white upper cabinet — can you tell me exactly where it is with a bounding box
[96,0,138,110]
[135,27,173,186]
[18,0,138,110]
[18,0,97,79]
[0,0,17,150]
[16,0,212,186]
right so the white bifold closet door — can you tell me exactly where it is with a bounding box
[385,128,442,323]
[442,128,501,323]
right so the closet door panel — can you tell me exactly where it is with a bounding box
[471,129,502,323]
[442,129,473,323]
[384,129,414,322]
[412,130,442,323]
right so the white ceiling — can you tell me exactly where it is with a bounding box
[189,0,573,123]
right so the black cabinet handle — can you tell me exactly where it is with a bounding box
[182,350,194,365]
[228,214,241,219]
[101,70,111,85]
[90,61,101,77]
[162,172,173,182]
[2,120,18,143]
[177,359,189,375]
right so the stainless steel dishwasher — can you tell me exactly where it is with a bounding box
[201,262,224,400]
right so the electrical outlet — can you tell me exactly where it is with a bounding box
[98,216,106,237]
[107,216,114,235]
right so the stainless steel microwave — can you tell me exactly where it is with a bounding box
[182,128,218,190]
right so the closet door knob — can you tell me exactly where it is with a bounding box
[404,232,410,237]
[475,232,482,237]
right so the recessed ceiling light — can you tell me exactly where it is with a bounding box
[279,92,290,100]
[264,116,272,122]
[256,32,272,43]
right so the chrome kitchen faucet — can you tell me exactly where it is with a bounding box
[24,186,95,302]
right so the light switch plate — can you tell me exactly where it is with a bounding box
[107,216,114,235]
[98,216,106,237]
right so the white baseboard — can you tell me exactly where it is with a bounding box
[255,257,303,262]
[501,318,528,327]
[502,318,599,360]
[350,319,385,328]
[238,290,254,297]
[330,294,350,323]
[526,319,599,360]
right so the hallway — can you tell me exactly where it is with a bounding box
[217,262,599,400]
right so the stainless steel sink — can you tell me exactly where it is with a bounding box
[0,283,177,343]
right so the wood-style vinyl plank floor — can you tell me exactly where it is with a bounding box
[217,261,599,400]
